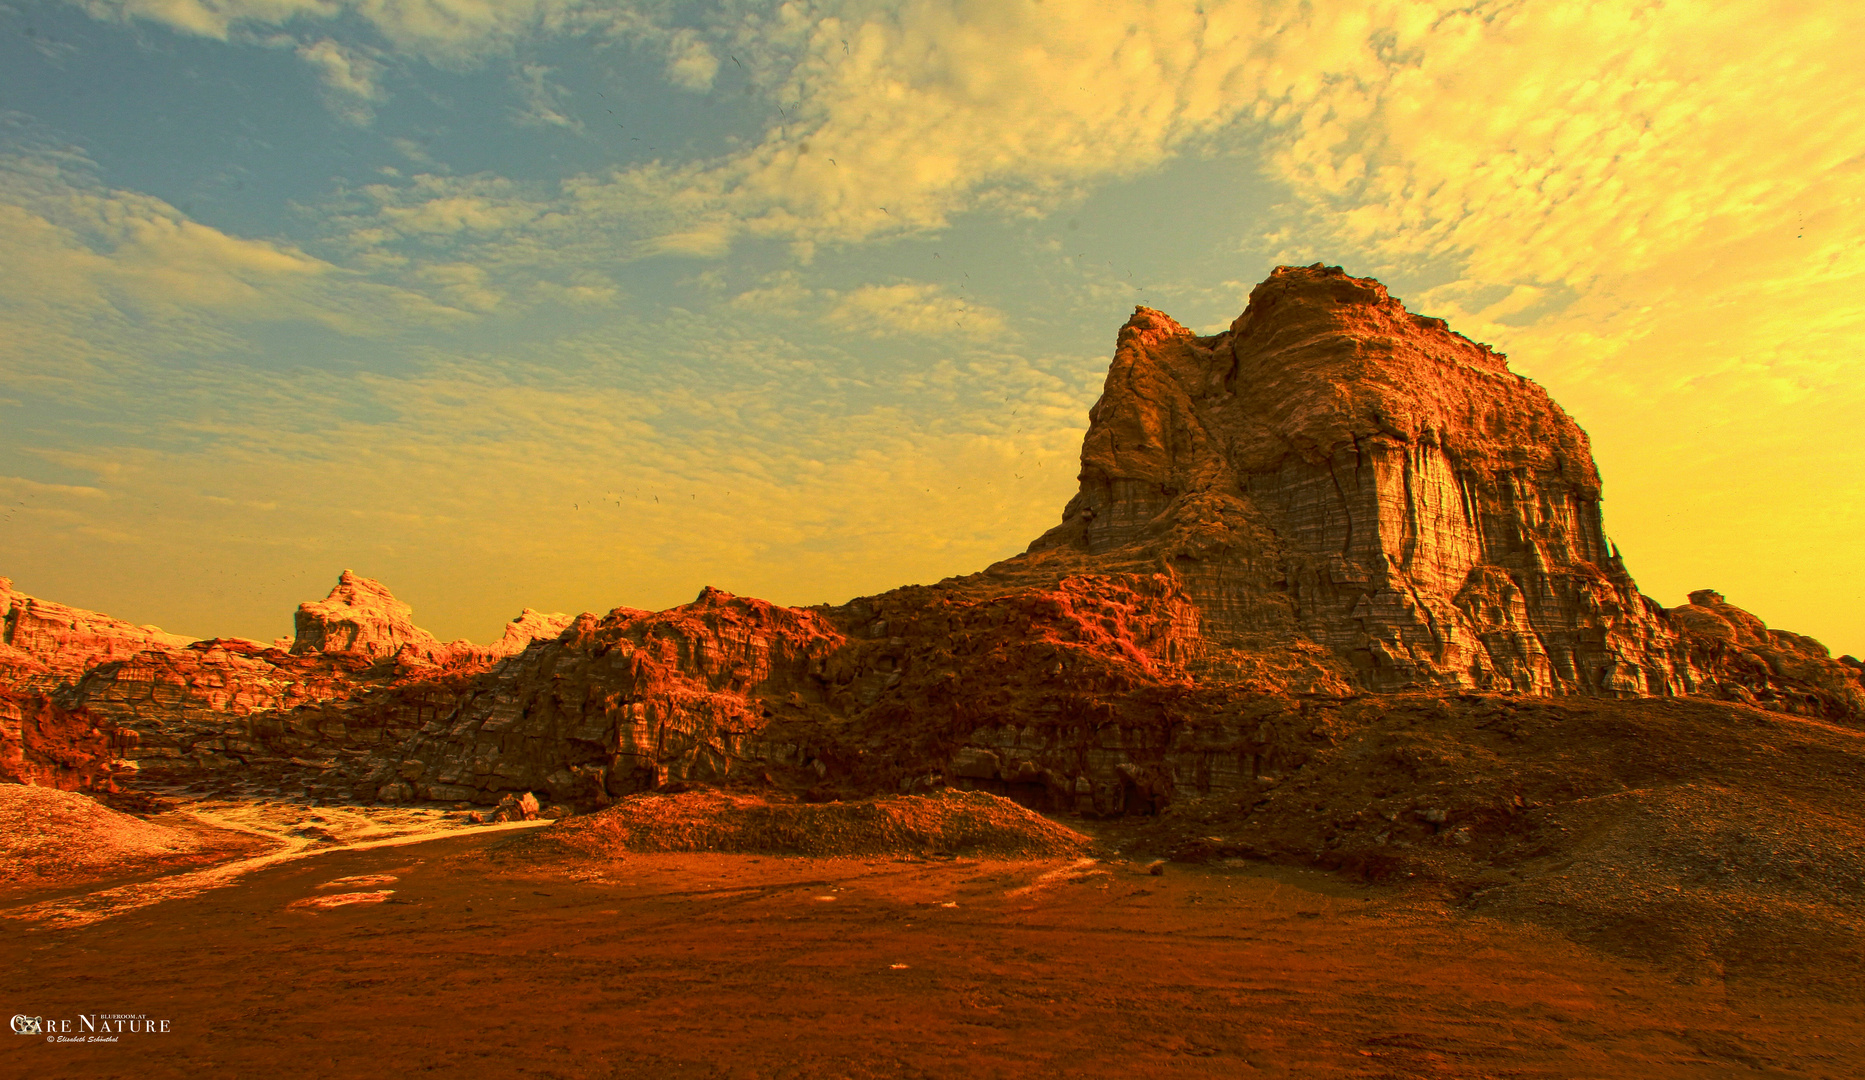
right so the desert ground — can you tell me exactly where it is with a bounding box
[3,790,1860,1080]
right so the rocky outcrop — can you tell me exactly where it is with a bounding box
[1018,265,1658,694]
[0,577,199,691]
[1667,590,1865,719]
[381,573,1226,812]
[291,569,438,660]
[385,588,845,805]
[1017,265,1862,717]
[2,572,578,799]
[0,689,135,791]
[291,570,571,666]
[491,608,576,657]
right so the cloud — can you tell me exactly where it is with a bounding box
[664,27,718,91]
[1264,2,1865,298]
[0,137,476,399]
[512,62,581,130]
[94,0,1862,294]
[0,475,109,500]
[360,174,547,238]
[0,157,328,346]
[415,261,502,311]
[724,276,1005,340]
[824,283,1004,340]
[726,275,815,319]
[323,0,1279,258]
[312,1,1487,259]
[68,0,615,62]
[296,37,386,124]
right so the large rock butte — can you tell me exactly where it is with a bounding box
[376,265,1858,809]
[2,265,1859,815]
[291,569,437,660]
[1015,265,1861,712]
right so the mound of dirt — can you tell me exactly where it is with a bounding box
[0,782,218,894]
[1111,693,1865,983]
[510,789,1096,860]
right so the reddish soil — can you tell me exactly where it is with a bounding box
[3,828,1859,1079]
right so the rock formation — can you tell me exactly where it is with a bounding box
[1665,589,1865,717]
[1014,266,1658,695]
[291,569,433,659]
[291,569,572,666]
[382,574,1211,809]
[492,608,578,657]
[1012,265,1862,716]
[4,266,1858,818]
[0,689,135,791]
[1,576,199,691]
[385,588,845,805]
[0,572,573,799]
[364,265,1860,811]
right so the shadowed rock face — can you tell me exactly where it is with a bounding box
[0,689,135,791]
[383,573,1212,810]
[384,588,846,805]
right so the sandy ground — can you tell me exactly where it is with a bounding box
[2,823,1860,1079]
[0,787,541,925]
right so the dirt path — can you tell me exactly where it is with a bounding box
[0,811,550,929]
[0,789,552,928]
[3,831,1856,1079]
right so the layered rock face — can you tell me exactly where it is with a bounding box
[387,588,844,805]
[1,577,199,691]
[384,574,1216,813]
[1023,265,1861,713]
[0,690,136,791]
[0,572,573,799]
[291,569,432,659]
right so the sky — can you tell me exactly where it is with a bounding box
[0,0,1860,657]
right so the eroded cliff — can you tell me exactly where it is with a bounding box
[4,266,1858,818]
[1015,265,1861,717]
[0,573,572,799]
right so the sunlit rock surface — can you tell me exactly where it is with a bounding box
[2,266,1859,814]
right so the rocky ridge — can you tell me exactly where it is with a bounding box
[0,574,572,800]
[384,573,1214,810]
[1017,266,1860,714]
[367,265,1860,812]
[2,265,1858,823]
[1,576,200,692]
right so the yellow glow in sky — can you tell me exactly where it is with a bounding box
[0,0,1859,657]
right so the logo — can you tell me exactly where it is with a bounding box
[11,1016,42,1036]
